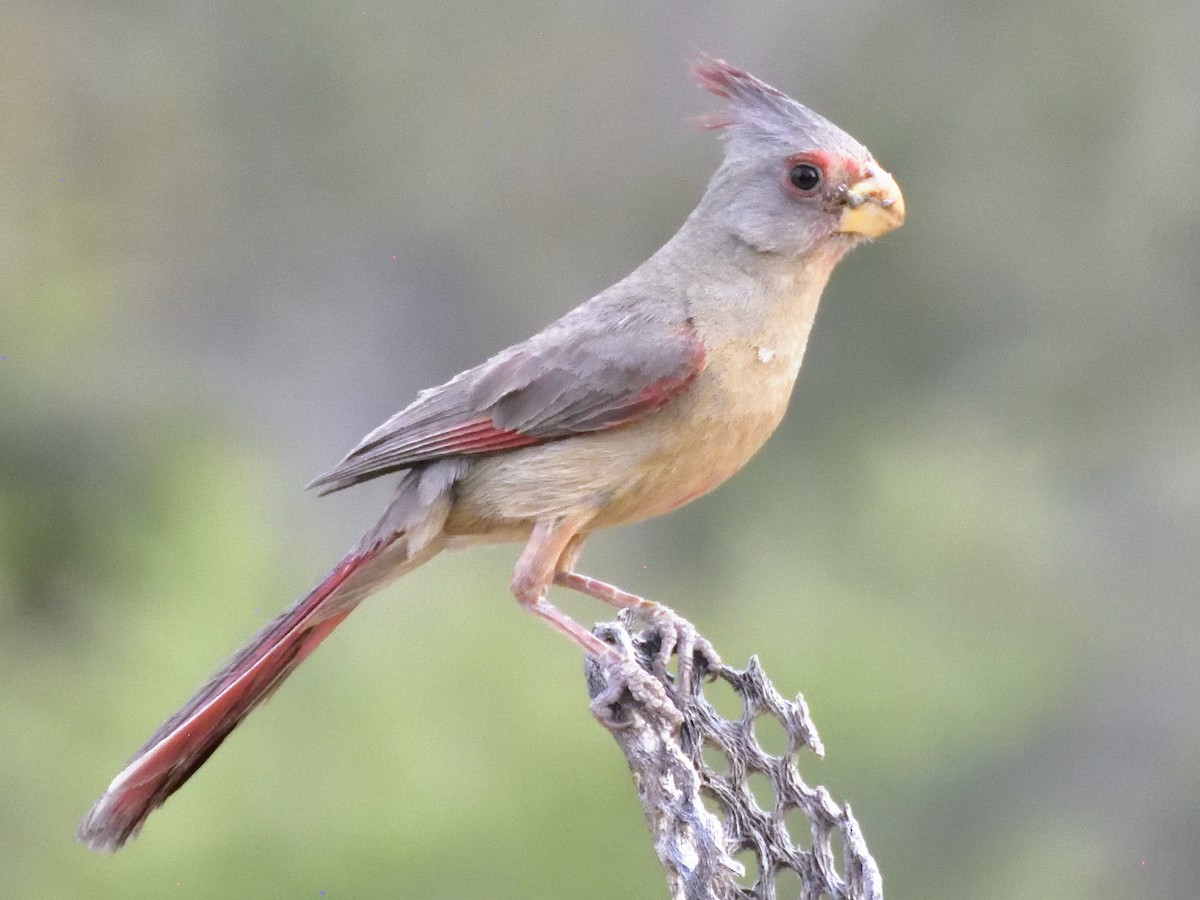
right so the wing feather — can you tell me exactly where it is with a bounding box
[310,314,705,494]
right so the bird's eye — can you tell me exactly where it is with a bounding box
[788,163,822,193]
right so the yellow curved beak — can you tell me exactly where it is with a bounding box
[837,162,905,239]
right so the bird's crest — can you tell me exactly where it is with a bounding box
[693,56,790,130]
[693,56,867,160]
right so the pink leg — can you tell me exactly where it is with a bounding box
[554,570,721,692]
[512,519,680,724]
[554,571,656,613]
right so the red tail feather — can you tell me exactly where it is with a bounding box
[77,550,378,852]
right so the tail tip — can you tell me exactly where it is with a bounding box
[77,795,141,853]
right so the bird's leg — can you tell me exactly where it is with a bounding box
[513,520,681,725]
[552,537,721,693]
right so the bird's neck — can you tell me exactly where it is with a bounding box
[639,220,843,349]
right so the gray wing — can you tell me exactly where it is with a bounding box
[309,312,706,494]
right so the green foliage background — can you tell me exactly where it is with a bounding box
[3,3,1197,898]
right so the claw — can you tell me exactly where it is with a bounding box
[644,606,723,694]
[589,651,683,728]
[555,571,722,689]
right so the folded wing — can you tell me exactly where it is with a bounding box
[310,314,707,494]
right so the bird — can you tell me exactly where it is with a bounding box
[78,56,905,852]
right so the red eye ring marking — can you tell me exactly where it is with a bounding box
[782,150,836,198]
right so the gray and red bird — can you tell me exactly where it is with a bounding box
[79,57,904,851]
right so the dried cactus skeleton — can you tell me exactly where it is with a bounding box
[587,612,882,900]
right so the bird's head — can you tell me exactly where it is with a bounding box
[692,57,904,262]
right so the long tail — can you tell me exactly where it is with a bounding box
[78,460,466,852]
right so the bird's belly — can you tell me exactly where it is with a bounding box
[444,340,800,538]
[592,355,799,527]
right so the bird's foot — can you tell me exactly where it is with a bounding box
[589,644,683,728]
[552,571,721,692]
[643,604,723,695]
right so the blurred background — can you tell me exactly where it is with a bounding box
[3,2,1198,898]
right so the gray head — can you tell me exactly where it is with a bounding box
[689,57,904,260]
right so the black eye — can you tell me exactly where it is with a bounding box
[788,163,822,192]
